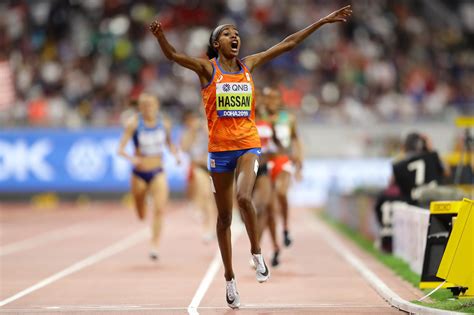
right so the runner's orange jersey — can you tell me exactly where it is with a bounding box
[201,58,261,152]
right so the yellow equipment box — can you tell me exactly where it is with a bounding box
[437,199,473,298]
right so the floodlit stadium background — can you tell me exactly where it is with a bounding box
[0,0,472,203]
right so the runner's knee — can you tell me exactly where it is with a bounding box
[267,207,275,219]
[276,185,287,199]
[152,205,164,216]
[236,192,252,211]
[217,213,232,230]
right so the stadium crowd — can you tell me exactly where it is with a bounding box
[0,0,472,127]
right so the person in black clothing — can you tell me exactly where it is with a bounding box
[374,132,449,252]
[392,132,447,205]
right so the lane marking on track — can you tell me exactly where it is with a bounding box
[187,222,244,315]
[0,224,86,257]
[308,216,401,299]
[0,228,148,307]
[309,214,464,315]
[0,303,389,312]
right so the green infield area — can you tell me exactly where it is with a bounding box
[320,211,474,313]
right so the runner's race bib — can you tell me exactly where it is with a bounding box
[216,83,252,118]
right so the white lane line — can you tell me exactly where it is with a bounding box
[310,214,464,315]
[0,303,392,312]
[0,228,148,307]
[0,224,86,257]
[187,222,244,315]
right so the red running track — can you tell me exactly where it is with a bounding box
[0,200,411,314]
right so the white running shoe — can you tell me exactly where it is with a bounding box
[149,250,159,261]
[226,278,240,309]
[252,254,270,283]
[249,257,256,269]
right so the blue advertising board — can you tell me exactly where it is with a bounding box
[0,128,188,193]
[0,128,392,204]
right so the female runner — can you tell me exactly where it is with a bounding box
[181,110,217,242]
[264,87,304,247]
[118,93,179,261]
[149,5,351,308]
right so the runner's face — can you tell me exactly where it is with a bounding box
[265,90,281,113]
[139,97,159,119]
[215,26,240,58]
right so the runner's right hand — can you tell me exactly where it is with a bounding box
[149,20,163,37]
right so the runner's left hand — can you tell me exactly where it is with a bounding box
[320,5,352,24]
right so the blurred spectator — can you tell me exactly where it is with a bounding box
[0,60,15,112]
[373,131,465,253]
[444,130,474,185]
[392,132,448,205]
[0,0,472,127]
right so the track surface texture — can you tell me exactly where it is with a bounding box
[0,201,419,314]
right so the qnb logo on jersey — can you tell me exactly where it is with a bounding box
[216,82,252,118]
[217,83,251,93]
